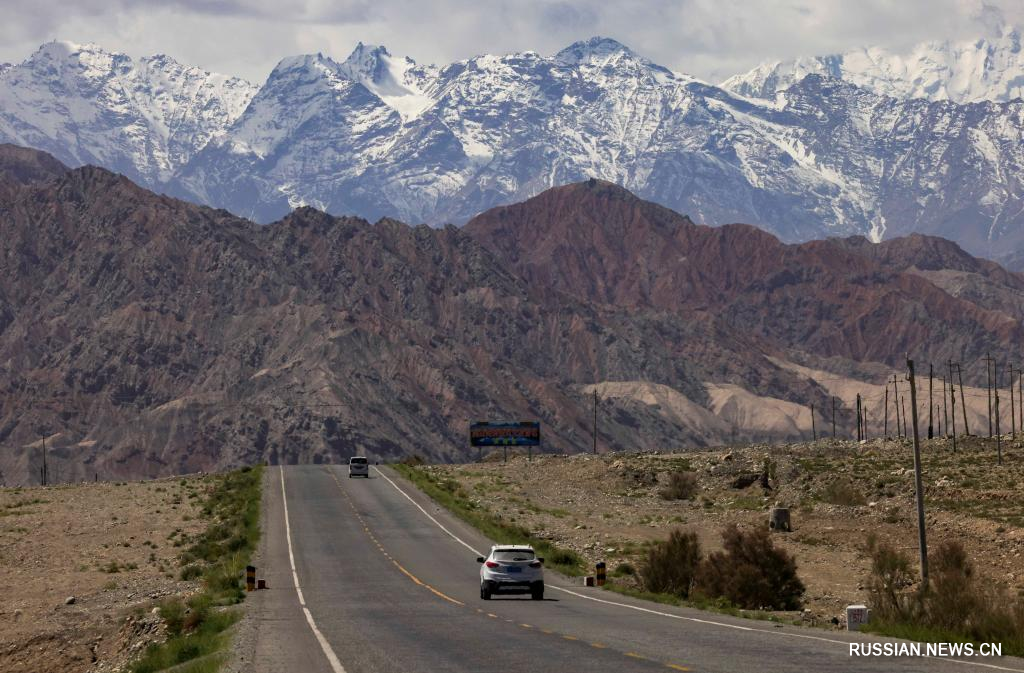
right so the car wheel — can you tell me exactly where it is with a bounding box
[531,583,544,600]
[480,584,492,600]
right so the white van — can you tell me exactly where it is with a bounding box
[348,456,369,478]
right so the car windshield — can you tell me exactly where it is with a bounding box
[350,458,367,464]
[493,549,535,562]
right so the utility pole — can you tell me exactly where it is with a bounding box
[949,369,958,453]
[863,408,869,441]
[856,393,862,441]
[41,433,47,487]
[985,353,994,437]
[902,396,908,439]
[593,389,598,455]
[832,396,837,438]
[956,363,969,436]
[995,361,1002,466]
[1011,363,1016,440]
[941,376,948,438]
[884,385,889,438]
[810,403,816,441]
[893,375,901,439]
[906,358,929,590]
[928,363,933,439]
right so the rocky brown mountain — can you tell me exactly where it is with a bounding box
[2,146,1022,485]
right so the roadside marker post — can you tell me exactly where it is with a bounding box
[596,561,606,587]
[246,565,256,592]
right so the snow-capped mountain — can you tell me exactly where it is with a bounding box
[0,41,257,183]
[722,26,1024,103]
[3,36,1024,259]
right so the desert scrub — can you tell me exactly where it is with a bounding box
[659,471,698,500]
[393,464,584,575]
[639,525,804,611]
[131,465,263,673]
[863,536,1024,656]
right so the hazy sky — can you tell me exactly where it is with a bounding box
[2,0,1022,84]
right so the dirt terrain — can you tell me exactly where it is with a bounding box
[428,436,1024,625]
[0,476,209,672]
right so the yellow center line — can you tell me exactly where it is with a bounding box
[487,613,498,618]
[520,623,533,629]
[625,652,648,660]
[664,664,691,671]
[590,642,607,648]
[328,468,464,607]
[562,635,578,641]
[541,629,554,634]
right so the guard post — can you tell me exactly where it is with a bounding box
[595,561,606,587]
[246,565,256,592]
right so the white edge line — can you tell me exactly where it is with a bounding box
[373,466,1024,673]
[280,466,348,673]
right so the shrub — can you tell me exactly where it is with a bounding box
[660,471,699,500]
[612,562,636,577]
[865,537,1024,654]
[694,524,804,610]
[158,598,186,637]
[864,534,917,621]
[819,480,866,506]
[641,529,702,597]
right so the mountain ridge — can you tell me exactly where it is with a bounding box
[3,145,1024,484]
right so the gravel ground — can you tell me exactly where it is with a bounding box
[0,475,211,672]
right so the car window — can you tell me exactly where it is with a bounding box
[492,549,535,562]
[350,458,367,464]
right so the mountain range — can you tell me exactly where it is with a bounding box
[722,25,1024,103]
[2,144,1023,484]
[2,37,1024,264]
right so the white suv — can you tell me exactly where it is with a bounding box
[348,456,369,478]
[477,545,544,600]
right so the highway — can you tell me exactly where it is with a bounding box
[235,465,1024,673]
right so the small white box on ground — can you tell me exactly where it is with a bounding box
[846,604,870,631]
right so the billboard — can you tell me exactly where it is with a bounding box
[470,421,540,447]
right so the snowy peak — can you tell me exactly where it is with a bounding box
[723,27,1024,103]
[337,43,434,120]
[0,40,257,182]
[555,36,636,65]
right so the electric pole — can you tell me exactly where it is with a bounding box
[941,375,948,438]
[995,361,1002,466]
[856,393,862,441]
[956,363,969,436]
[906,358,929,590]
[593,389,598,455]
[810,403,816,441]
[884,385,889,438]
[985,353,994,437]
[1011,363,1016,440]
[832,396,837,438]
[902,396,908,439]
[893,375,901,439]
[928,363,933,439]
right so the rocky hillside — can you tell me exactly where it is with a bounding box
[2,146,1024,484]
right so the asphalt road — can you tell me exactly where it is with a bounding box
[236,465,1024,673]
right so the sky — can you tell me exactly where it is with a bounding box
[2,0,1023,84]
